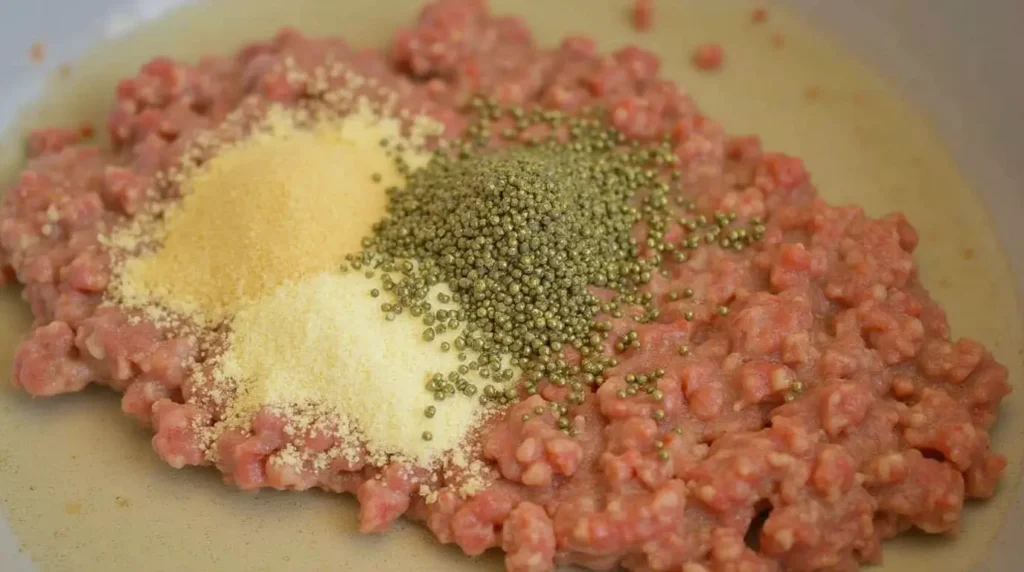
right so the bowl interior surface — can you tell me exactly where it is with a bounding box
[0,1,1021,571]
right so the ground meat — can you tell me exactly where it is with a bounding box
[632,0,654,32]
[692,43,725,72]
[0,1,1012,571]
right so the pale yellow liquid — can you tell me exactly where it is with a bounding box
[0,2,1020,571]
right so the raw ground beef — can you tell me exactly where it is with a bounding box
[0,1,1012,571]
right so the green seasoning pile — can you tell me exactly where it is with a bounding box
[354,108,664,411]
[377,144,650,343]
[356,104,690,427]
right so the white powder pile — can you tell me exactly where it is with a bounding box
[214,270,490,465]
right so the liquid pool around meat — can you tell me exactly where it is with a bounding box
[0,2,1021,572]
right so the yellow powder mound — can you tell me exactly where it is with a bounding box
[114,105,428,323]
[216,271,488,464]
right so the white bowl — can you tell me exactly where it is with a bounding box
[0,1,1020,571]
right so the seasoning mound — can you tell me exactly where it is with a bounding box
[112,106,426,323]
[102,97,490,464]
[359,112,676,406]
[212,270,486,464]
